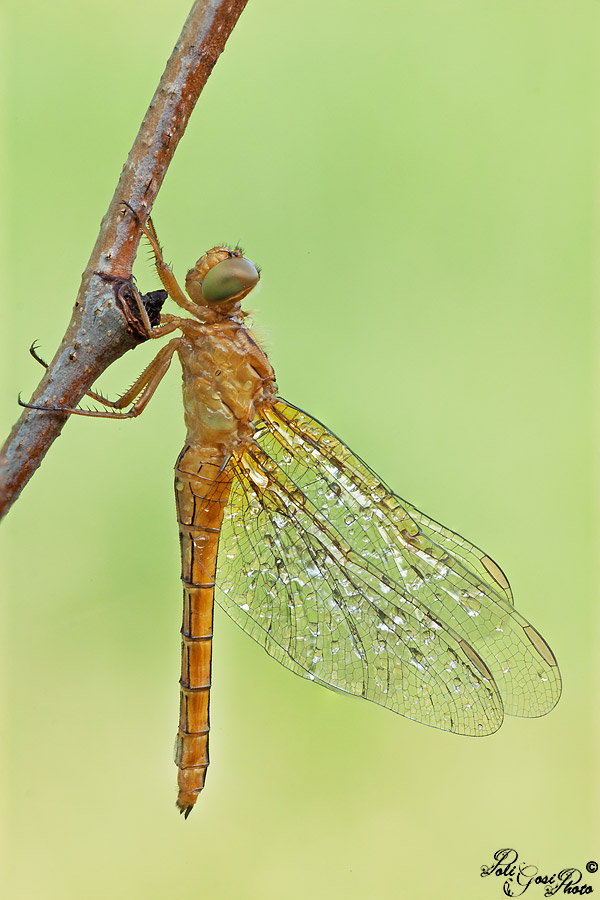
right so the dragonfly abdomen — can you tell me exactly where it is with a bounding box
[174,444,233,817]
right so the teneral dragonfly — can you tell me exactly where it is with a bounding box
[24,208,561,817]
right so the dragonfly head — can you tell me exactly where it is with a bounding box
[186,246,260,314]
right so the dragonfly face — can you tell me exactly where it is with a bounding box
[22,208,561,818]
[185,246,260,308]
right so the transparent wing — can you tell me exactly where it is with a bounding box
[216,399,560,735]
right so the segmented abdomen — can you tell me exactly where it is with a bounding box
[173,444,233,817]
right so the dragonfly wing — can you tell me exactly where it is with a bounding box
[396,497,559,719]
[216,399,560,735]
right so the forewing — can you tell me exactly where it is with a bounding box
[216,399,560,734]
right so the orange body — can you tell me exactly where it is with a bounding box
[172,317,276,815]
[173,448,232,811]
[25,220,560,818]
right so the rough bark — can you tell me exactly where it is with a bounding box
[0,0,249,519]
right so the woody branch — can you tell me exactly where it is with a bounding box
[0,0,249,520]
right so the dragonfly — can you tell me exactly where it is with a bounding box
[23,206,561,817]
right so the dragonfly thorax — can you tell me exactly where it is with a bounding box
[178,318,276,456]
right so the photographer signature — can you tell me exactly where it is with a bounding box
[481,848,595,896]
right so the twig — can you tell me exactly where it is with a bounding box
[0,0,249,520]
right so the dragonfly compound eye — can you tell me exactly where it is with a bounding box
[200,257,260,305]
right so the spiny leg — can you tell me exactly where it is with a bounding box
[122,202,198,317]
[28,328,182,408]
[112,273,186,341]
[127,307,186,342]
[21,338,180,419]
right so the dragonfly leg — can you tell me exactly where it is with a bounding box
[122,203,198,317]
[29,342,115,406]
[146,319,186,339]
[116,277,184,341]
[28,330,181,408]
[159,313,195,330]
[20,338,180,418]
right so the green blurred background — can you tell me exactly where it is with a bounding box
[1,1,598,897]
